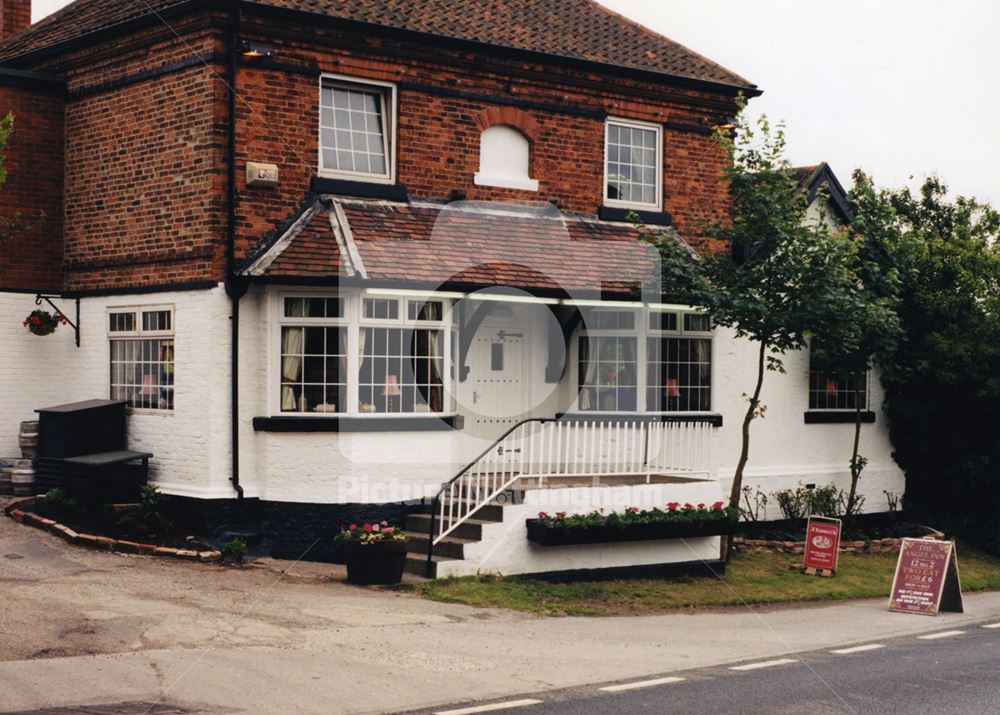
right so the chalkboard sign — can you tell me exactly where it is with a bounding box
[803,516,842,573]
[889,538,964,616]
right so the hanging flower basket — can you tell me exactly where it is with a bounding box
[23,309,66,336]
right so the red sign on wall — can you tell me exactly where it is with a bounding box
[803,516,842,573]
[889,538,964,616]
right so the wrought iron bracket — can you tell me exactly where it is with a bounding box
[34,293,80,347]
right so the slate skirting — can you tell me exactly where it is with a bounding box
[525,518,736,546]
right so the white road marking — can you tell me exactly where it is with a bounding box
[434,699,544,715]
[600,676,686,692]
[982,623,1000,629]
[918,630,966,640]
[830,644,886,655]
[730,658,799,671]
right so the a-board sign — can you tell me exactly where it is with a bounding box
[889,538,964,616]
[803,516,842,573]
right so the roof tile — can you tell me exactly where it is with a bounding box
[0,0,754,88]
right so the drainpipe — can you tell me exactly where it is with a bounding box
[226,4,246,499]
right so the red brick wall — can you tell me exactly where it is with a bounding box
[233,18,734,261]
[0,82,64,291]
[50,22,227,292]
[8,9,735,292]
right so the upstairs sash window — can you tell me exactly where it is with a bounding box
[319,77,395,182]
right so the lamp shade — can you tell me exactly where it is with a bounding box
[382,373,402,397]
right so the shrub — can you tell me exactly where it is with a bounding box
[221,537,247,566]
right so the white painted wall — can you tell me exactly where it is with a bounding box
[3,285,905,515]
[438,480,728,577]
[0,286,235,498]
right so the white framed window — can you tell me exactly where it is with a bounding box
[272,290,454,417]
[318,74,396,184]
[576,306,711,413]
[604,118,663,211]
[278,296,347,414]
[108,306,175,411]
[808,341,869,411]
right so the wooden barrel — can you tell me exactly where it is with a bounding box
[11,459,35,496]
[18,421,40,459]
[0,460,12,496]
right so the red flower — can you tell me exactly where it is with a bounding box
[712,501,725,511]
[22,320,28,327]
[684,503,694,510]
[629,506,640,513]
[348,523,357,530]
[362,523,373,533]
[538,511,548,518]
[31,316,41,325]
[667,502,679,511]
[697,503,706,510]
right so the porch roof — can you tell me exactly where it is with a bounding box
[241,197,687,296]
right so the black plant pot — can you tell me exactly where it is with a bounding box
[526,518,736,546]
[343,539,407,585]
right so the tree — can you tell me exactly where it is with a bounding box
[810,184,902,519]
[849,172,1000,550]
[0,112,45,243]
[650,108,860,558]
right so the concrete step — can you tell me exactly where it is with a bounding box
[405,513,497,540]
[404,552,459,578]
[405,533,476,560]
[416,500,504,522]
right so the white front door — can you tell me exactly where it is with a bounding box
[463,321,528,442]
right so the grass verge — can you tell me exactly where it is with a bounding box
[405,542,1000,616]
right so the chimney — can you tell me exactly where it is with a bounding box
[0,0,30,41]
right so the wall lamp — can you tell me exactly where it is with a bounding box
[239,40,274,59]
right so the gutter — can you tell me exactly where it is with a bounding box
[226,3,247,499]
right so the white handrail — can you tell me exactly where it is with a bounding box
[428,418,714,554]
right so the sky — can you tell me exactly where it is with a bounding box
[30,0,1000,206]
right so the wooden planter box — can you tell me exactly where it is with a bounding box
[526,518,736,546]
[343,539,407,585]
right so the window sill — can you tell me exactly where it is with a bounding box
[252,414,461,432]
[310,176,408,201]
[473,172,539,191]
[598,205,672,226]
[804,411,876,424]
[556,412,722,427]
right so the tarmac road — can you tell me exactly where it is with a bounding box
[414,623,1000,714]
[3,498,1000,715]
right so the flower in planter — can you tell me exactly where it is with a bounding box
[713,501,725,510]
[340,521,406,544]
[22,309,66,336]
[697,503,706,509]
[667,502,679,511]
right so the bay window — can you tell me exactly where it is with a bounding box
[276,292,452,416]
[577,306,712,413]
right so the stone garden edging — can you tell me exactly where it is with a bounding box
[3,496,222,563]
[733,526,945,556]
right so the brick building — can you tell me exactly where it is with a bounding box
[0,0,903,576]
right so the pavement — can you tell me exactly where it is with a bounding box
[2,499,1000,714]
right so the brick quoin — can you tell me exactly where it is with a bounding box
[1,7,737,293]
[0,0,29,42]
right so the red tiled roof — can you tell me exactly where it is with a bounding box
[244,198,676,294]
[0,0,755,89]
